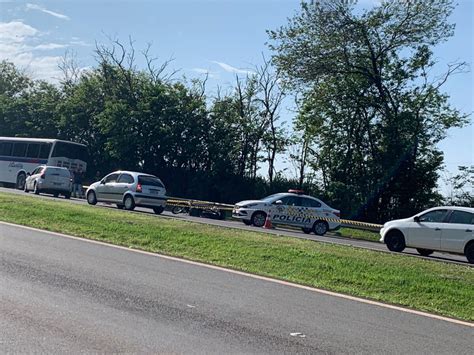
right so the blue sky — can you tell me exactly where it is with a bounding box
[0,0,472,190]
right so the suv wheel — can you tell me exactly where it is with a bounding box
[385,230,406,252]
[251,212,266,227]
[313,221,328,236]
[33,182,40,195]
[16,173,26,190]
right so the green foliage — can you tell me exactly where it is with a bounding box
[268,0,469,222]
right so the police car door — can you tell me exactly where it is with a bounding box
[301,197,322,228]
[281,196,304,227]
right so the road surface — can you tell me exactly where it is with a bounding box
[0,186,469,265]
[0,223,472,353]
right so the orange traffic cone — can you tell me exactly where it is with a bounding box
[264,211,273,229]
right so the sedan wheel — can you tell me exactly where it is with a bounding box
[416,248,434,257]
[251,212,266,227]
[385,231,406,252]
[465,243,474,264]
[313,221,328,236]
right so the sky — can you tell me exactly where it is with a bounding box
[0,0,472,191]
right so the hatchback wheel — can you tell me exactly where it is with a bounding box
[153,206,164,215]
[416,248,433,257]
[124,195,135,211]
[87,191,97,205]
[251,212,266,227]
[385,230,406,252]
[313,221,328,236]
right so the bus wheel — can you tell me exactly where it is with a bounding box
[16,173,26,190]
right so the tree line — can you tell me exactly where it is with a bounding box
[0,0,471,222]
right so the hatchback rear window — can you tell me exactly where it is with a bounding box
[138,175,164,188]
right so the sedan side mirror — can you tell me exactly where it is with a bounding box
[414,216,420,223]
[26,172,31,176]
[100,179,105,185]
[274,200,283,205]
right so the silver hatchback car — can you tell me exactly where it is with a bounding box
[86,171,167,214]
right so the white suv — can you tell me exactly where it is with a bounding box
[24,165,72,198]
[233,190,340,235]
[380,206,474,263]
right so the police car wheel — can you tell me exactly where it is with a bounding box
[251,212,267,227]
[313,221,328,236]
[302,227,312,234]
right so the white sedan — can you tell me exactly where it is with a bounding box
[233,190,340,235]
[380,206,474,263]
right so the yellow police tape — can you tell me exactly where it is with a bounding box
[82,186,382,230]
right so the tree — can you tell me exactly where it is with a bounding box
[444,166,474,207]
[268,0,469,222]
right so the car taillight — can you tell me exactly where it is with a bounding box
[136,183,142,192]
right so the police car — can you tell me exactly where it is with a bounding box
[232,190,341,235]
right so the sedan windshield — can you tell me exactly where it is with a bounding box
[260,193,285,203]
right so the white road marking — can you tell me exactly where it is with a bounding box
[290,332,306,338]
[0,220,473,328]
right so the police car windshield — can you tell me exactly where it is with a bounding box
[260,193,286,202]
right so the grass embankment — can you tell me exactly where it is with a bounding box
[336,227,380,242]
[0,192,473,322]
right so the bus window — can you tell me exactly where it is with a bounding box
[52,141,88,161]
[26,143,40,158]
[12,142,27,157]
[39,143,52,159]
[0,142,13,156]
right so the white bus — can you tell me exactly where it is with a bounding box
[0,137,88,190]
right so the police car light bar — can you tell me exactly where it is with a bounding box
[288,189,304,195]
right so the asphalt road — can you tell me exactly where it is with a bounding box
[0,186,469,265]
[1,223,472,353]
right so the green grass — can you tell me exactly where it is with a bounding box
[336,227,381,242]
[1,191,473,322]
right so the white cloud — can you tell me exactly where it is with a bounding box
[191,67,218,79]
[0,21,63,82]
[33,43,68,50]
[70,39,90,47]
[0,21,38,42]
[26,3,70,20]
[211,61,255,75]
